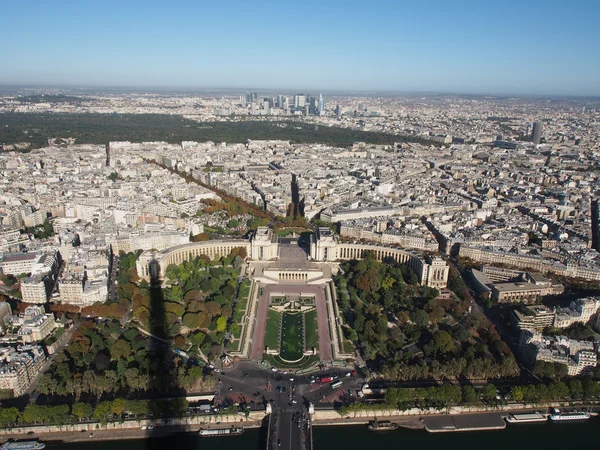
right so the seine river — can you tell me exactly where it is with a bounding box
[48,420,598,450]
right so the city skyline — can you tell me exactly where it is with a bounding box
[2,0,600,96]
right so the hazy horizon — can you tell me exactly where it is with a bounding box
[2,83,600,100]
[2,0,599,96]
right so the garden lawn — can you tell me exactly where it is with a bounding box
[280,312,304,361]
[304,310,318,350]
[265,309,280,351]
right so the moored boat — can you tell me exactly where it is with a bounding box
[367,420,398,431]
[1,441,46,450]
[505,412,547,423]
[549,409,590,421]
[198,427,245,437]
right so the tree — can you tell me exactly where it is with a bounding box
[36,373,59,396]
[462,386,478,404]
[216,316,227,332]
[110,339,132,360]
[72,403,93,421]
[191,331,206,346]
[481,383,497,402]
[411,310,430,327]
[107,172,119,181]
[165,302,185,317]
[568,379,583,399]
[381,276,395,290]
[436,330,455,353]
[93,401,114,423]
[174,335,186,349]
[183,312,200,329]
[0,407,19,427]
[511,385,524,402]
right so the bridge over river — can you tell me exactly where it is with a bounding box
[266,403,312,450]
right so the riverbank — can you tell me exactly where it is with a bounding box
[2,403,598,445]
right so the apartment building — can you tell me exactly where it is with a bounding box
[0,346,46,397]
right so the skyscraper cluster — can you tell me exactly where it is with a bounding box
[241,92,325,116]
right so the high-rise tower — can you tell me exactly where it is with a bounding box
[531,120,543,145]
[318,93,324,116]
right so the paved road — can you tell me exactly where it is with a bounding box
[217,361,360,411]
[251,287,269,360]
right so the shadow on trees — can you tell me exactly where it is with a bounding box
[144,259,187,449]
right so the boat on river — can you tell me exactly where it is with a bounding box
[367,420,398,431]
[1,441,46,450]
[199,427,245,437]
[549,409,590,421]
[505,412,547,423]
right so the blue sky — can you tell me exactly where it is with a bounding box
[1,0,599,95]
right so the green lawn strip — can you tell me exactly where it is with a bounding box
[263,354,320,370]
[342,340,355,354]
[304,310,318,350]
[279,312,304,361]
[233,280,251,322]
[265,309,281,350]
[226,340,240,351]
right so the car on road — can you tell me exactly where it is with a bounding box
[228,387,234,391]
[141,425,154,430]
[345,372,351,377]
[289,377,294,381]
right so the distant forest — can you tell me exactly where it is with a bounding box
[0,113,440,149]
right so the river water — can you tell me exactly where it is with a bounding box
[47,420,599,450]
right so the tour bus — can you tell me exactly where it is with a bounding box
[331,380,343,389]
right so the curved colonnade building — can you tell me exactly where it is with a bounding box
[136,226,449,289]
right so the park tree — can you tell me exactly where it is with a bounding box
[481,383,497,402]
[462,386,478,404]
[165,302,185,317]
[568,379,583,399]
[216,316,227,332]
[72,403,93,421]
[110,339,132,360]
[411,310,430,327]
[511,385,524,402]
[0,407,19,427]
[183,312,200,329]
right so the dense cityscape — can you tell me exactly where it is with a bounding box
[1,0,600,448]
[0,88,598,448]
